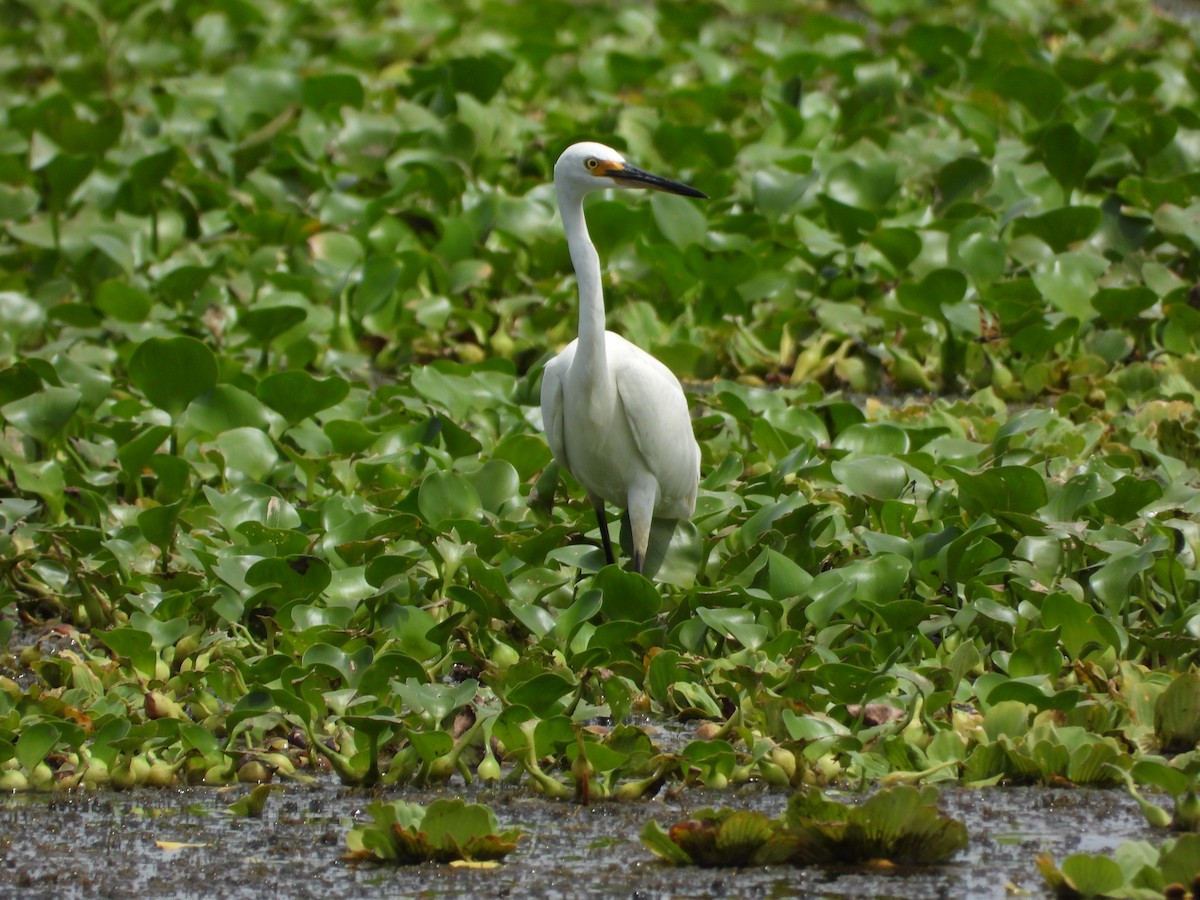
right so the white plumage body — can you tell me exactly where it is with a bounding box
[540,141,704,572]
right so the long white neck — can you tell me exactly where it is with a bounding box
[558,189,607,377]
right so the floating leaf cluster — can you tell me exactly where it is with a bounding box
[344,798,523,864]
[641,785,967,867]
[1038,835,1200,900]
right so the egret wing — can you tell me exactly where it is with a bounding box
[611,339,699,515]
[540,346,573,470]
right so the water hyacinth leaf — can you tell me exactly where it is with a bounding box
[953,229,1006,287]
[695,607,768,651]
[354,255,406,315]
[1041,593,1105,659]
[817,663,889,704]
[507,601,555,639]
[96,627,156,680]
[832,423,910,456]
[257,371,349,425]
[752,166,817,221]
[651,192,707,249]
[767,550,812,601]
[948,466,1048,517]
[114,146,178,215]
[847,554,911,604]
[1091,286,1157,327]
[1041,472,1114,522]
[1039,123,1098,195]
[245,555,332,602]
[216,427,279,481]
[934,157,992,211]
[303,643,374,689]
[803,571,856,630]
[1032,252,1102,321]
[0,363,41,406]
[418,471,482,527]
[868,227,922,272]
[137,501,182,557]
[1090,547,1154,610]
[555,590,603,646]
[466,459,520,513]
[506,672,577,719]
[15,722,60,773]
[186,385,273,437]
[1094,475,1162,522]
[994,66,1065,120]
[325,419,379,454]
[635,519,702,587]
[1154,203,1200,250]
[1011,207,1102,252]
[0,386,80,442]
[1123,113,1179,165]
[896,268,968,319]
[820,195,877,245]
[12,460,66,520]
[831,456,910,501]
[128,336,218,417]
[238,305,307,346]
[418,799,519,861]
[129,612,189,651]
[302,72,365,114]
[594,565,661,622]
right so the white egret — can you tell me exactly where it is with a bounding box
[540,141,706,574]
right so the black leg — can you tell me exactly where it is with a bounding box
[590,494,615,565]
[632,549,644,574]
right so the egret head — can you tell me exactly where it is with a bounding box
[554,141,707,200]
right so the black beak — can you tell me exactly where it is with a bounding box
[613,165,708,199]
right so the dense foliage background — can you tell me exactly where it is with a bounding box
[2,0,1200,805]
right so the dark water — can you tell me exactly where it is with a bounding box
[0,781,1151,899]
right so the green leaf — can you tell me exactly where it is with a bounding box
[128,336,219,417]
[935,157,992,211]
[302,72,366,113]
[948,466,1048,517]
[868,227,922,272]
[1012,207,1102,252]
[830,456,911,500]
[1040,123,1098,195]
[594,566,661,622]
[651,193,707,249]
[417,471,482,526]
[95,280,152,323]
[896,268,968,319]
[15,722,60,773]
[238,305,307,346]
[1091,286,1157,326]
[1,386,80,442]
[257,371,349,425]
[1058,854,1124,896]
[994,66,1065,120]
[820,195,877,246]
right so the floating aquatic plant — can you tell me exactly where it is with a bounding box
[641,785,967,867]
[344,798,524,865]
[1038,834,1200,900]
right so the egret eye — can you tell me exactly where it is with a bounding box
[586,158,599,170]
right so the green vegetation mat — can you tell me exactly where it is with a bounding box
[2,0,1200,821]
